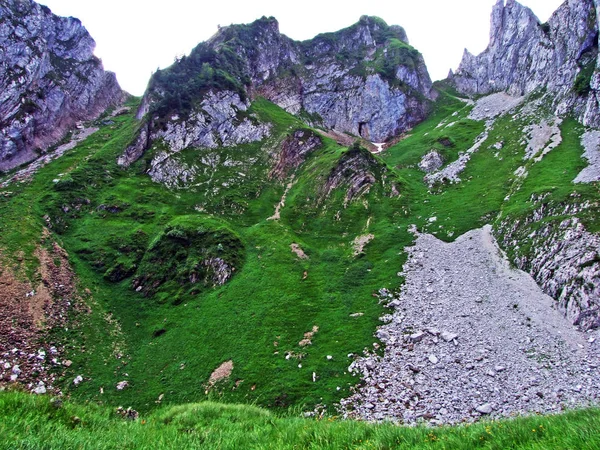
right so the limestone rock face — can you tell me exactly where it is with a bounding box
[497,207,600,331]
[449,0,600,326]
[270,130,322,180]
[154,91,271,153]
[122,16,433,166]
[450,0,599,126]
[0,0,123,172]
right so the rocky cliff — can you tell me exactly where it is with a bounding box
[120,16,433,167]
[450,0,599,126]
[0,0,123,172]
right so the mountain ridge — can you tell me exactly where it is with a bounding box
[450,0,600,126]
[120,15,433,168]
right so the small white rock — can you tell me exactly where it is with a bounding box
[33,383,46,395]
[476,403,493,414]
[441,331,458,342]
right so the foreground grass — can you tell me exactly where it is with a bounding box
[1,392,599,449]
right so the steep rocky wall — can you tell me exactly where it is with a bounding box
[583,0,600,125]
[450,0,599,126]
[0,0,123,172]
[248,16,433,142]
[449,0,600,329]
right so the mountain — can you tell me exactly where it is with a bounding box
[450,0,599,126]
[1,0,600,436]
[0,0,123,172]
[118,15,434,167]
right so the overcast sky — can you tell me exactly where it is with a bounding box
[39,0,565,96]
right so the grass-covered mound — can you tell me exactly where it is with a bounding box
[134,216,244,300]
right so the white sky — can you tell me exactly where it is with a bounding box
[38,0,565,96]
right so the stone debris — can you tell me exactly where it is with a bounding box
[523,119,562,161]
[290,244,309,260]
[268,180,296,221]
[424,126,490,186]
[116,406,139,421]
[419,151,444,173]
[32,382,46,395]
[340,226,600,424]
[0,238,83,395]
[208,360,234,386]
[299,326,319,347]
[352,234,375,256]
[468,93,524,121]
[574,130,600,183]
[476,403,493,415]
[441,331,458,342]
[116,381,129,391]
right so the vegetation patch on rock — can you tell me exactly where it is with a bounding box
[133,216,244,299]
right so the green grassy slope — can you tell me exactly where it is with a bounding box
[1,84,599,447]
[0,98,411,413]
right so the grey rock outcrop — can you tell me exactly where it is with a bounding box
[419,150,444,173]
[0,0,123,172]
[153,91,270,153]
[121,16,433,167]
[270,129,322,180]
[450,0,600,126]
[496,203,600,331]
[321,145,380,205]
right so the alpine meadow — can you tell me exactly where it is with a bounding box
[1,0,600,448]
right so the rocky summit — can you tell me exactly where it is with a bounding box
[450,0,600,126]
[119,15,433,167]
[1,0,600,446]
[0,0,123,172]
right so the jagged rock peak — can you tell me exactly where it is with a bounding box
[123,15,433,167]
[0,0,124,172]
[450,0,599,126]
